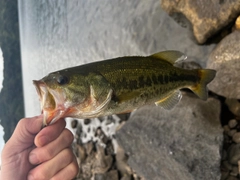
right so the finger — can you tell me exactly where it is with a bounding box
[35,118,66,147]
[29,128,73,165]
[50,158,79,180]
[28,148,75,180]
[4,115,43,152]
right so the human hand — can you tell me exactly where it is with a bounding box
[0,115,78,180]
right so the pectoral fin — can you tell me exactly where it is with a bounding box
[155,90,182,110]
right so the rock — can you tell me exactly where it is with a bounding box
[225,99,240,117]
[228,119,238,129]
[77,144,87,162]
[115,145,132,177]
[161,0,240,44]
[207,30,240,99]
[226,176,239,180]
[228,144,240,165]
[95,170,119,180]
[228,129,237,137]
[222,150,228,161]
[222,160,233,171]
[71,119,78,128]
[120,175,132,180]
[84,118,91,125]
[221,171,229,180]
[117,92,222,180]
[229,166,239,177]
[84,141,94,156]
[93,145,113,174]
[94,174,106,180]
[235,16,240,30]
[107,170,119,180]
[224,125,230,134]
[232,133,240,144]
[72,114,144,180]
[238,161,240,174]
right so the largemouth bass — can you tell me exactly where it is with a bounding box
[33,51,216,126]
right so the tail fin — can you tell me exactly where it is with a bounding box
[190,69,216,100]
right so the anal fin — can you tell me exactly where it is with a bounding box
[155,90,182,110]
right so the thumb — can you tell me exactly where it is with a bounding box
[5,115,43,151]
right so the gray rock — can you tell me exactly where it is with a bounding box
[161,0,240,44]
[226,176,239,180]
[222,160,233,171]
[228,144,240,165]
[232,133,240,144]
[225,99,240,117]
[207,30,240,99]
[224,125,231,134]
[95,170,119,180]
[117,92,222,180]
[238,161,240,175]
[221,171,230,180]
[229,166,239,177]
[115,145,132,177]
[228,119,238,129]
[222,150,228,161]
[228,129,237,138]
[93,145,113,174]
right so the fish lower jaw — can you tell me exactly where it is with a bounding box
[42,109,66,126]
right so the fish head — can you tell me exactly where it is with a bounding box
[33,71,90,126]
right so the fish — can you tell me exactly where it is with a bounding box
[33,50,216,126]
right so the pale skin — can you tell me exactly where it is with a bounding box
[0,115,78,180]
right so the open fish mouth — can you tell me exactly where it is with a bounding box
[33,80,65,126]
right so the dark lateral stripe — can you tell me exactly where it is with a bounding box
[138,76,145,87]
[118,77,138,90]
[157,74,164,84]
[168,72,198,83]
[152,74,158,84]
[116,71,198,90]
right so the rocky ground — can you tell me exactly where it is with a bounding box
[69,1,240,180]
[70,115,145,180]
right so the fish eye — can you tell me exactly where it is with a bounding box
[57,75,69,85]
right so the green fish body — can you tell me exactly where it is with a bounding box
[33,51,216,125]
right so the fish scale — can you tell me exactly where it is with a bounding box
[33,50,216,126]
[99,60,198,100]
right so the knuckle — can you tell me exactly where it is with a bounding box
[49,158,79,180]
[17,118,27,127]
[50,176,60,180]
[73,160,79,174]
[29,170,48,180]
[61,148,75,165]
[64,148,73,158]
[69,162,79,177]
[62,129,74,144]
[43,147,55,160]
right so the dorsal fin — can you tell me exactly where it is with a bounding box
[150,50,187,64]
